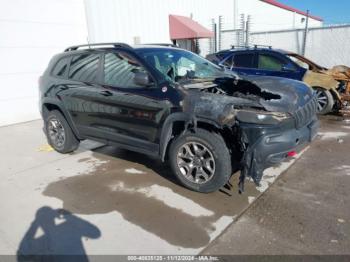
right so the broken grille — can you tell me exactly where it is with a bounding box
[293,97,318,129]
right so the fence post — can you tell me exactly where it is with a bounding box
[218,15,222,51]
[239,14,245,46]
[301,10,309,55]
[245,15,251,46]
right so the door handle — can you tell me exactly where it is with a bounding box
[100,90,113,96]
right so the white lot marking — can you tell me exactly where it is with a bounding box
[125,168,145,174]
[110,182,214,217]
[78,157,109,175]
[334,165,350,176]
[256,147,309,193]
[331,239,339,243]
[248,196,256,204]
[318,131,348,140]
[206,215,235,241]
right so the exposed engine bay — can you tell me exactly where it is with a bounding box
[178,76,317,193]
[182,77,282,103]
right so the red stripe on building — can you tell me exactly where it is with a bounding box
[261,0,323,21]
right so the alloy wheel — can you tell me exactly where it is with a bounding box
[176,142,216,184]
[47,118,65,148]
[315,89,329,112]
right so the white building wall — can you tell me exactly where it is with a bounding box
[0,0,88,126]
[84,0,234,44]
[85,0,322,55]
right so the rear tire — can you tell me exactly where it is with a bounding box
[45,110,79,153]
[313,87,334,115]
[169,128,232,193]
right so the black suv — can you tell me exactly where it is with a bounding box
[39,43,319,193]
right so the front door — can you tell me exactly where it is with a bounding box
[256,52,302,80]
[89,51,171,152]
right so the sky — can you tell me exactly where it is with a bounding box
[276,0,350,24]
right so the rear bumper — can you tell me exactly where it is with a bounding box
[239,116,319,184]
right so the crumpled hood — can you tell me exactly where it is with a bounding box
[240,75,315,113]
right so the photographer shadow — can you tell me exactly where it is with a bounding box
[17,206,101,262]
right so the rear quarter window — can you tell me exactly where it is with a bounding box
[69,53,100,82]
[52,57,70,77]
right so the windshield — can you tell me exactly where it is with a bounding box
[286,54,325,71]
[137,49,225,82]
[286,54,310,70]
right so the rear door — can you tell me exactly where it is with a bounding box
[230,51,258,76]
[60,52,104,135]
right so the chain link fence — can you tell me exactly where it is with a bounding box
[208,15,350,68]
[250,24,350,67]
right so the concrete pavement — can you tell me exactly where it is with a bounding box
[0,117,348,256]
[203,115,350,255]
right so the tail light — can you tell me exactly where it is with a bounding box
[287,151,297,157]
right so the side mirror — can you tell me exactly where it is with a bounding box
[133,71,151,87]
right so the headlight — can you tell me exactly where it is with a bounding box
[236,110,291,125]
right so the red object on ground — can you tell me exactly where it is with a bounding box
[287,151,297,157]
[169,15,214,40]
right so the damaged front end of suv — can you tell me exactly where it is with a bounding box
[177,73,319,193]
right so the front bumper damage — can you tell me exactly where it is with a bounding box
[181,75,319,193]
[238,116,319,193]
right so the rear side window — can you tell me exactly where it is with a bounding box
[233,53,255,68]
[69,53,100,82]
[52,57,69,77]
[258,54,284,71]
[104,52,148,88]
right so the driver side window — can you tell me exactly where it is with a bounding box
[104,52,149,88]
[258,54,285,71]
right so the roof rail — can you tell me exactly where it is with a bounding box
[64,42,132,52]
[230,45,250,49]
[142,43,179,48]
[230,44,272,50]
[253,44,272,49]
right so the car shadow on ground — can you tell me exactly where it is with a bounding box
[17,206,101,262]
[93,145,180,184]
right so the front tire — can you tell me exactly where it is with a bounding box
[169,128,232,193]
[45,110,79,153]
[314,87,334,115]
